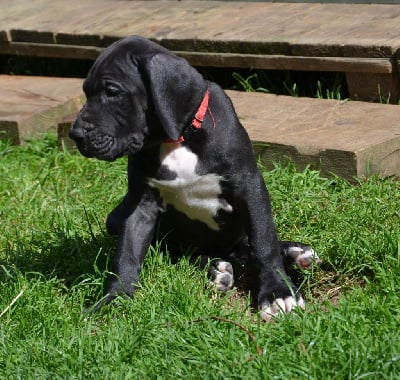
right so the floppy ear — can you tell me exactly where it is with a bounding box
[143,53,207,140]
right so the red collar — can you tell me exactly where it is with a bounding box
[164,89,213,144]
[191,89,210,130]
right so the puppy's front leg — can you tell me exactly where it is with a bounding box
[103,187,160,305]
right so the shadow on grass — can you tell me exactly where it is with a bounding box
[1,228,348,313]
[0,230,116,289]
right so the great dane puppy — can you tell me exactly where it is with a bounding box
[69,35,318,319]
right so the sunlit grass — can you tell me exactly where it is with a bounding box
[1,135,399,378]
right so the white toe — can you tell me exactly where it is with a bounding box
[259,296,306,320]
[284,296,297,313]
[211,261,234,291]
[275,298,287,313]
[297,295,306,310]
[259,305,275,321]
[216,261,233,274]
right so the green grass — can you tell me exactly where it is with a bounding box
[231,71,348,100]
[1,134,400,379]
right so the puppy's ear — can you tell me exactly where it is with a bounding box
[143,53,207,140]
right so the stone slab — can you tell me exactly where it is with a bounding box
[0,75,85,144]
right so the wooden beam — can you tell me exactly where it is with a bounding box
[0,42,102,60]
[177,51,395,74]
[346,71,400,103]
[0,42,397,75]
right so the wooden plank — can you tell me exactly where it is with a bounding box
[1,0,400,59]
[178,52,395,73]
[57,114,76,150]
[56,33,104,48]
[0,42,102,60]
[1,0,400,101]
[346,72,400,102]
[0,31,7,42]
[58,89,400,181]
[0,75,85,144]
[225,91,400,180]
[2,42,397,76]
[244,1,400,3]
[10,29,55,44]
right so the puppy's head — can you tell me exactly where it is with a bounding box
[70,35,207,160]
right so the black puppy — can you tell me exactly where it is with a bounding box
[70,36,317,319]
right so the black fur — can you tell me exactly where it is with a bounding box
[70,36,306,315]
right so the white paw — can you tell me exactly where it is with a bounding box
[287,246,321,270]
[210,261,234,291]
[259,296,305,320]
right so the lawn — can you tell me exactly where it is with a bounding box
[0,134,399,379]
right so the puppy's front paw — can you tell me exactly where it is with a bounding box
[259,295,305,321]
[209,261,234,291]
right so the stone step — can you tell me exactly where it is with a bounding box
[226,91,400,181]
[0,75,84,144]
[59,89,400,182]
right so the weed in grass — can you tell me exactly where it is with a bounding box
[283,81,299,97]
[377,83,394,105]
[1,135,400,378]
[315,74,344,100]
[232,72,269,93]
[231,71,349,100]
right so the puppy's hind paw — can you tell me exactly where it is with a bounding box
[259,296,305,321]
[209,260,234,291]
[281,241,322,270]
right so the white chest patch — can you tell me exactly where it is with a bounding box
[148,143,233,231]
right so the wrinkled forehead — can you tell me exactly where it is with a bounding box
[88,46,133,79]
[83,53,138,97]
[83,36,171,93]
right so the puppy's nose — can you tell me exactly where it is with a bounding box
[69,125,84,141]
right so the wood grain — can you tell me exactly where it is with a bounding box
[1,0,400,59]
[1,0,400,102]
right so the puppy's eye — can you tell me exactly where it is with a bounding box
[105,85,120,97]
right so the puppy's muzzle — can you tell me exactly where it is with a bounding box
[69,123,85,142]
[69,119,96,158]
